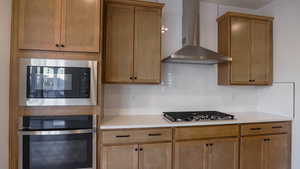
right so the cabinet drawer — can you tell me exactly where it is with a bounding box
[241,122,290,136]
[102,128,172,145]
[175,125,239,141]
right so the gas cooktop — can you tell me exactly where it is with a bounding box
[163,111,235,122]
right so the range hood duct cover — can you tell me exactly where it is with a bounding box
[163,0,232,64]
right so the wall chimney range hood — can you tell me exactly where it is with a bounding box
[163,0,232,65]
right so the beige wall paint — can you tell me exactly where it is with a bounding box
[0,0,11,167]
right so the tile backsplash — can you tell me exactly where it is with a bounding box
[104,64,260,115]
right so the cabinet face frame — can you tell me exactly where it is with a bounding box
[102,143,172,169]
[18,0,62,50]
[103,0,164,84]
[60,0,100,52]
[102,144,139,169]
[217,12,273,85]
[18,0,100,52]
[104,3,135,83]
[240,134,291,169]
[133,7,162,84]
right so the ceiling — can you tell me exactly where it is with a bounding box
[200,0,274,9]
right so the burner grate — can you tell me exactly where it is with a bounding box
[163,111,234,122]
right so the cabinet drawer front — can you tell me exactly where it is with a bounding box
[102,128,172,145]
[241,122,290,136]
[175,125,239,141]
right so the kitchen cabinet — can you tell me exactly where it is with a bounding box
[18,0,100,52]
[102,143,172,169]
[102,145,138,169]
[175,138,239,169]
[104,0,163,84]
[100,122,291,169]
[138,143,172,169]
[240,134,290,169]
[217,12,273,85]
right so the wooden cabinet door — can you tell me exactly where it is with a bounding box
[18,0,61,50]
[240,136,265,169]
[138,143,172,169]
[241,134,290,169]
[175,141,207,169]
[102,145,139,169]
[60,0,100,52]
[250,20,272,84]
[104,4,134,83]
[134,7,161,83]
[230,17,251,84]
[208,138,239,169]
[266,134,290,169]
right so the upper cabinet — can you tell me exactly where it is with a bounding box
[104,0,164,84]
[18,0,100,52]
[217,12,273,85]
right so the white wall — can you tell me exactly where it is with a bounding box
[256,1,300,169]
[0,0,11,167]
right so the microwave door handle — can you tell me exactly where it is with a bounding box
[19,129,94,136]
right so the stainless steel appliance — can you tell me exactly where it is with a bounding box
[19,58,97,106]
[19,115,96,169]
[162,0,232,64]
[163,111,235,122]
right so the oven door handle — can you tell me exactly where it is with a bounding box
[19,129,95,136]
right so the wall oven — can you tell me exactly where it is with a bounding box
[19,115,96,169]
[19,58,97,106]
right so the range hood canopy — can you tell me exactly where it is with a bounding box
[163,0,232,65]
[164,45,232,64]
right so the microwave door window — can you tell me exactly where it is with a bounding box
[27,66,90,99]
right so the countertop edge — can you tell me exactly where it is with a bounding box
[99,119,292,130]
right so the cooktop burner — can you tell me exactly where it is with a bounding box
[163,111,234,122]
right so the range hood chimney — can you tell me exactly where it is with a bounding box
[162,0,232,64]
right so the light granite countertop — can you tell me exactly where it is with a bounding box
[100,112,292,130]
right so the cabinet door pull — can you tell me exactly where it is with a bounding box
[264,138,271,142]
[115,135,130,138]
[139,148,143,151]
[272,126,283,129]
[134,77,137,80]
[56,44,59,47]
[61,44,65,48]
[148,133,162,136]
[134,148,138,151]
[250,128,262,131]
[129,77,133,80]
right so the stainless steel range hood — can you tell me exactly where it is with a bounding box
[162,0,232,64]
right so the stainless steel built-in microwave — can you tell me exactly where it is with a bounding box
[19,58,97,106]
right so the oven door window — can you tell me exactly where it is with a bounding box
[23,133,93,169]
[27,66,90,98]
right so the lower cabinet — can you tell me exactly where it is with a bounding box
[102,144,138,169]
[240,134,290,169]
[102,143,172,169]
[175,138,239,169]
[100,122,291,169]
